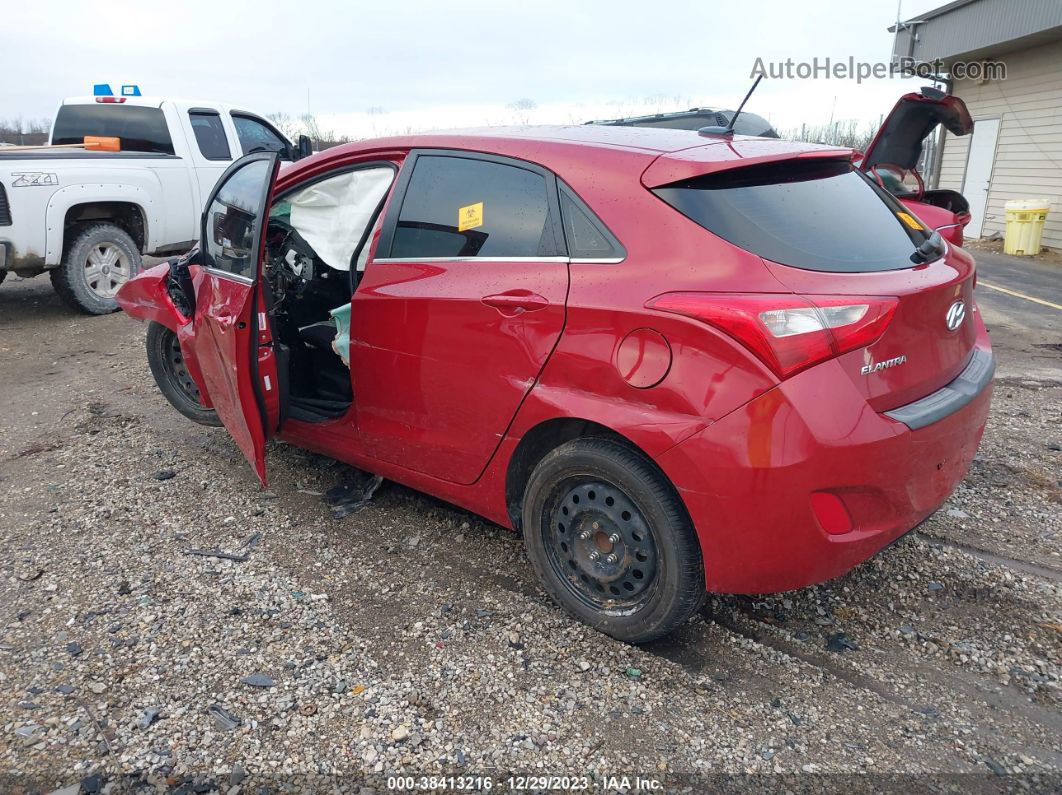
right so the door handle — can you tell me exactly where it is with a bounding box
[481,291,549,315]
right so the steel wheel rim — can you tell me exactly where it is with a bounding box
[163,332,201,404]
[84,243,132,298]
[545,479,658,610]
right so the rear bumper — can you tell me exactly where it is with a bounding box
[885,346,994,430]
[658,332,993,594]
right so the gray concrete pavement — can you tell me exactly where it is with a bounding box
[970,249,1060,381]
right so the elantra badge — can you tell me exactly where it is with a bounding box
[861,355,907,376]
[945,300,966,332]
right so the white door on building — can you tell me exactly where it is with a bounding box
[962,117,1001,238]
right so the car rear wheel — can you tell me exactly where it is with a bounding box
[51,223,141,315]
[145,321,222,427]
[521,437,705,643]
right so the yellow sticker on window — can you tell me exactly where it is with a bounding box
[896,212,924,231]
[458,202,483,232]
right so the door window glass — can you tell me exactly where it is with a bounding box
[204,158,271,278]
[391,155,559,258]
[232,114,289,158]
[189,111,231,161]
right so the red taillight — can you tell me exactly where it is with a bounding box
[647,292,898,378]
[95,97,127,103]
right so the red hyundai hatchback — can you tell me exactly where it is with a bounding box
[117,124,994,642]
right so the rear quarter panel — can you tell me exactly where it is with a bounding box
[507,163,783,458]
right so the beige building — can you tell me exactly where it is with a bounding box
[891,0,1062,248]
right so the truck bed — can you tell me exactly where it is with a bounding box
[0,150,178,161]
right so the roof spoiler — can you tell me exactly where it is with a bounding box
[642,145,856,189]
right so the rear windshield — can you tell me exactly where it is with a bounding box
[652,159,930,272]
[52,104,174,155]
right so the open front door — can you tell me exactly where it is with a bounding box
[187,152,282,485]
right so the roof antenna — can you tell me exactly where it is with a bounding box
[699,75,763,137]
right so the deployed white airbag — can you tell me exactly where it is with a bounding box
[288,167,394,272]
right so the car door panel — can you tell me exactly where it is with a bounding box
[182,152,282,485]
[192,275,264,460]
[348,151,569,485]
[349,258,567,483]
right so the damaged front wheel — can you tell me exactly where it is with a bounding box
[146,322,223,427]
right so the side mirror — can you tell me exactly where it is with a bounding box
[295,135,313,161]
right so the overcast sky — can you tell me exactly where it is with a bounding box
[2,0,949,137]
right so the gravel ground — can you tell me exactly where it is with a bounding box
[0,273,1059,793]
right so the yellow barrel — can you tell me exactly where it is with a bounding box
[1003,199,1050,256]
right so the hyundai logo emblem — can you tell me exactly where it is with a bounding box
[945,299,966,332]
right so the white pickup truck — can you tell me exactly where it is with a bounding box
[0,96,310,313]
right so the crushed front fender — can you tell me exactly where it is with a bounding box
[116,262,212,408]
[116,262,186,331]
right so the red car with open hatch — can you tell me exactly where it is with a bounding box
[116,122,993,643]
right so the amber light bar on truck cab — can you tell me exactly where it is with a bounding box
[648,292,898,379]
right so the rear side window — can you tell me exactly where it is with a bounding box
[390,155,560,258]
[188,111,231,161]
[559,184,624,260]
[652,159,930,272]
[52,104,174,154]
[232,114,289,158]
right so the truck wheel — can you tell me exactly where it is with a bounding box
[0,270,6,286]
[51,223,141,315]
[521,437,705,644]
[146,322,222,427]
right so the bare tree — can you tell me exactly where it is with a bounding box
[366,106,385,137]
[299,113,352,150]
[0,116,51,145]
[644,94,689,114]
[266,112,301,141]
[299,112,325,145]
[780,118,877,152]
[25,118,51,135]
[506,98,537,125]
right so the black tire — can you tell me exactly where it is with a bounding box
[521,437,705,643]
[51,223,141,314]
[0,270,6,286]
[146,321,223,427]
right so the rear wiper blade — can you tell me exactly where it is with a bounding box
[911,230,945,264]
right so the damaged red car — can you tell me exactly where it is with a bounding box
[117,123,993,642]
